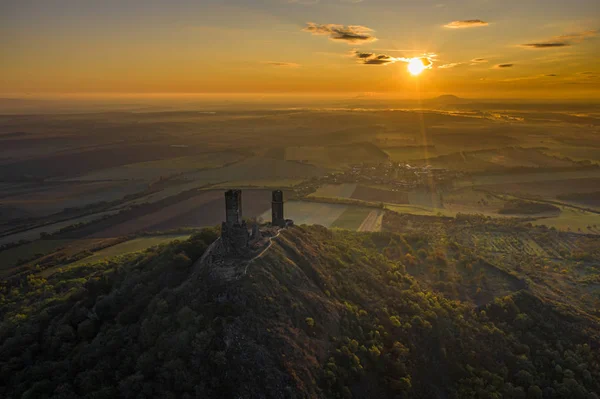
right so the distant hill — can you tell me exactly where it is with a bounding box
[1,225,599,398]
[426,94,470,106]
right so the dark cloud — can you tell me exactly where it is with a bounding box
[471,58,488,63]
[352,51,397,65]
[355,52,373,59]
[303,23,377,44]
[545,74,558,77]
[521,42,569,48]
[495,64,514,68]
[444,19,488,29]
[520,30,597,49]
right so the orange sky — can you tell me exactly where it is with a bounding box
[1,0,599,99]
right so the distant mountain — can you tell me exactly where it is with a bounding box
[426,94,469,105]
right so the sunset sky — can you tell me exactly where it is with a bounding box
[2,0,599,98]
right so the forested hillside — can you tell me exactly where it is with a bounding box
[1,225,599,398]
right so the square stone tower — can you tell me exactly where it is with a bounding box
[272,190,285,227]
[225,189,243,226]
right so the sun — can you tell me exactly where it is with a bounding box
[407,58,426,76]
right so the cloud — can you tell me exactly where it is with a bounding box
[351,51,434,69]
[438,62,462,69]
[520,30,597,49]
[352,51,398,65]
[545,74,558,77]
[444,20,488,29]
[521,42,569,48]
[471,58,488,63]
[495,64,514,68]
[303,23,377,44]
[264,62,300,67]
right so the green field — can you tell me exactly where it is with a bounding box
[385,204,457,217]
[259,201,348,227]
[309,184,357,199]
[532,208,600,234]
[330,207,373,230]
[0,240,72,270]
[70,235,191,267]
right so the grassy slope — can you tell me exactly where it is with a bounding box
[1,226,599,398]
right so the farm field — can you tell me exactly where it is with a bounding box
[181,158,324,184]
[259,201,349,227]
[0,237,118,278]
[0,239,72,270]
[476,177,600,201]
[459,169,600,187]
[385,204,457,217]
[382,145,439,162]
[310,184,410,204]
[69,152,245,181]
[357,210,384,232]
[69,235,191,268]
[0,180,147,218]
[309,184,357,199]
[285,142,388,168]
[0,210,119,246]
[532,208,600,235]
[330,207,373,230]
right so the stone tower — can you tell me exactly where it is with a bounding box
[221,189,249,254]
[225,189,243,225]
[272,190,285,227]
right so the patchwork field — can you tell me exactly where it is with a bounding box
[330,207,373,230]
[182,158,324,184]
[461,169,600,186]
[309,184,357,199]
[477,177,600,200]
[285,142,388,168]
[0,210,120,246]
[69,152,245,181]
[0,181,147,219]
[310,184,410,204]
[417,147,579,172]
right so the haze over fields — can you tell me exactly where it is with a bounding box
[2,0,600,397]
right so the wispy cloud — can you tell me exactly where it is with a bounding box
[471,58,488,63]
[520,30,597,49]
[303,23,377,44]
[444,20,488,29]
[495,64,514,68]
[438,62,463,69]
[264,62,301,68]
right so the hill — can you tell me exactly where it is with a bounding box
[425,95,469,106]
[1,226,600,398]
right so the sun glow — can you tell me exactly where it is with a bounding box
[407,58,426,76]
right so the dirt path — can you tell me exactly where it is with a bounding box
[243,229,283,276]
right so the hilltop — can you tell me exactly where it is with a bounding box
[1,225,600,398]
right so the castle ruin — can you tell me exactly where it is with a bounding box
[220,189,292,255]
